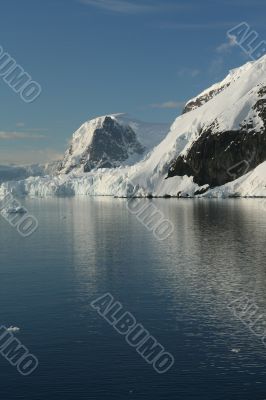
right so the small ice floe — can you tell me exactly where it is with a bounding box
[231,348,240,353]
[5,206,27,214]
[6,326,20,333]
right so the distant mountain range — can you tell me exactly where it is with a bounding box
[1,55,266,198]
[0,162,58,183]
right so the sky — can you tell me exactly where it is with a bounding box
[0,0,265,164]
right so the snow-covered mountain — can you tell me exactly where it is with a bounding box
[169,78,266,189]
[57,114,170,174]
[182,61,255,114]
[1,55,266,198]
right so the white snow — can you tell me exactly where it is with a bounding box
[184,60,256,111]
[206,162,266,198]
[1,55,266,199]
[58,113,170,174]
[6,326,20,333]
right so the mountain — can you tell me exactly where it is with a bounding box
[182,61,255,114]
[0,162,59,183]
[168,60,266,189]
[0,55,266,198]
[57,114,170,174]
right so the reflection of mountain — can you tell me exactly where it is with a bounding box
[67,198,266,322]
[69,197,156,298]
[58,197,266,377]
[133,199,266,364]
[150,199,266,301]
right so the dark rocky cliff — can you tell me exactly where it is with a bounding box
[58,116,144,174]
[83,117,144,172]
[168,87,266,188]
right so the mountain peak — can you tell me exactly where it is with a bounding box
[57,114,170,174]
[183,55,266,114]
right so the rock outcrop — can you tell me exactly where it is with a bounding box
[168,86,266,187]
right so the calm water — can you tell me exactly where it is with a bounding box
[0,198,266,400]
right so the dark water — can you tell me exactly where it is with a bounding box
[0,198,266,400]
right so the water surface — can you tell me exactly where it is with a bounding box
[0,198,266,400]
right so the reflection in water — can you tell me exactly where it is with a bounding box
[1,197,266,399]
[69,198,266,398]
[69,198,266,306]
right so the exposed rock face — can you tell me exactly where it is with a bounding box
[82,117,144,172]
[168,88,266,188]
[182,63,256,114]
[58,116,145,174]
[183,84,230,114]
[57,114,170,175]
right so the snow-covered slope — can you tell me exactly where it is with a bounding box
[168,71,266,188]
[57,114,170,174]
[182,61,256,113]
[1,55,266,198]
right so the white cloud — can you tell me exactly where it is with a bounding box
[16,122,25,128]
[79,0,186,14]
[79,0,157,14]
[24,128,48,132]
[0,131,46,140]
[208,34,239,77]
[216,35,238,53]
[15,123,48,133]
[0,148,62,165]
[150,101,185,109]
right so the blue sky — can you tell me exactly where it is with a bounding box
[0,0,265,164]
